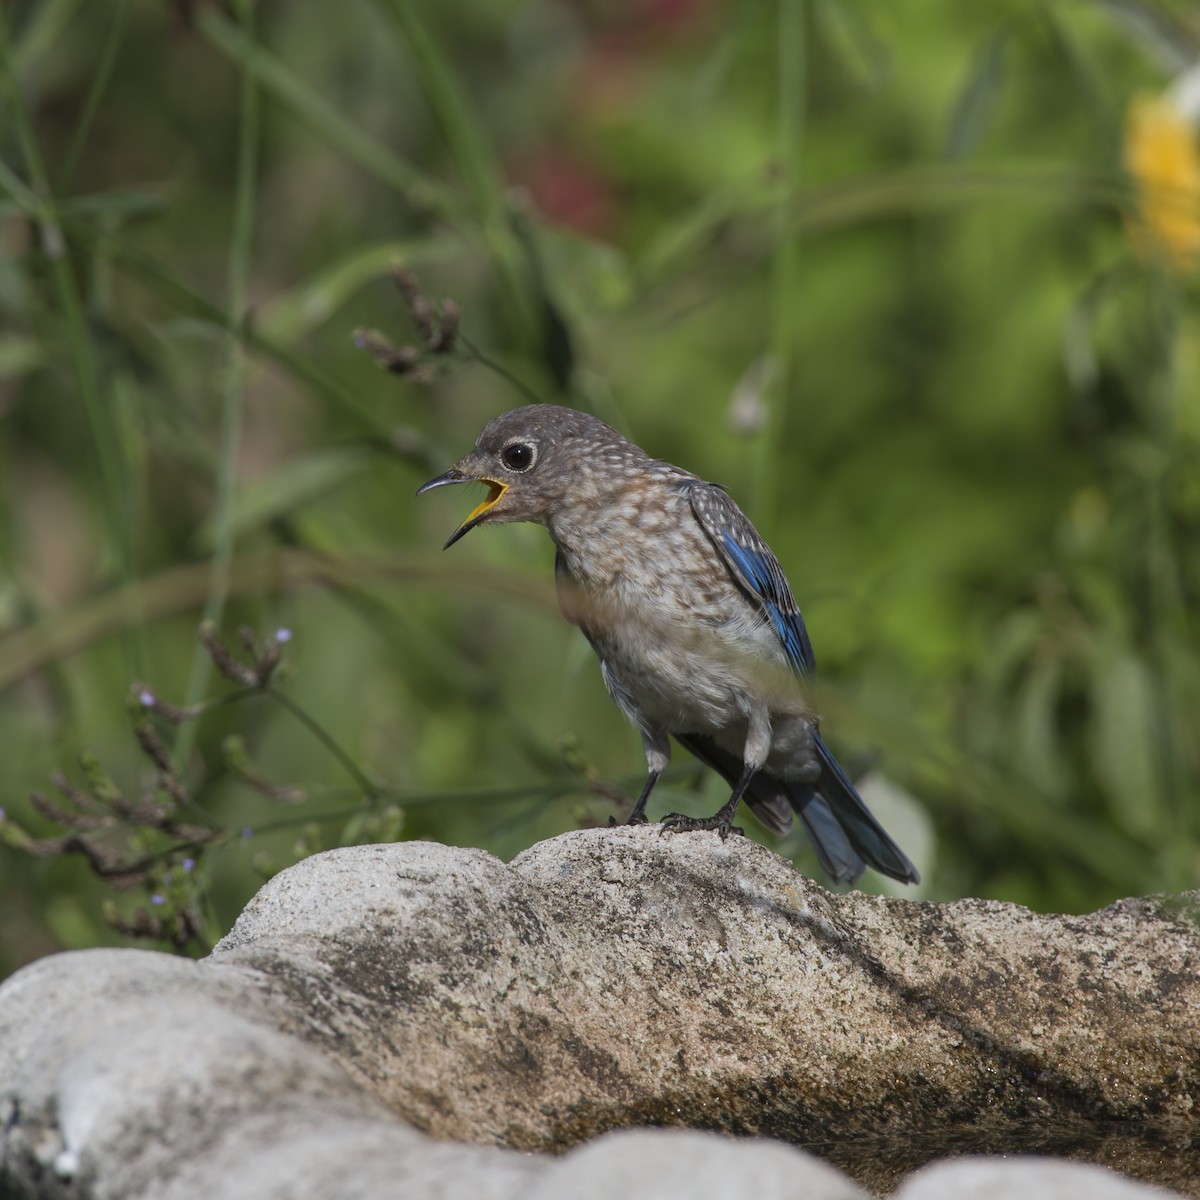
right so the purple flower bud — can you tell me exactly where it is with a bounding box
[275,627,293,644]
[182,858,196,872]
[139,690,155,707]
[241,827,252,840]
[150,894,165,906]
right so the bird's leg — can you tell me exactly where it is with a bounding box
[610,727,669,827]
[623,769,660,826]
[659,763,754,840]
[661,710,768,840]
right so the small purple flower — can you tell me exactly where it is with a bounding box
[150,894,165,906]
[139,690,155,707]
[0,806,6,822]
[241,827,253,840]
[275,627,293,644]
[182,858,196,873]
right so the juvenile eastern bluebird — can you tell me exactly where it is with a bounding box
[418,404,919,886]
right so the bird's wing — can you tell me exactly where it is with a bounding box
[686,482,815,677]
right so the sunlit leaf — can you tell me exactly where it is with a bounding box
[1013,655,1067,799]
[815,0,891,90]
[1088,648,1165,841]
[194,449,374,550]
[946,28,1009,160]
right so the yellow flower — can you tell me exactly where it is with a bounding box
[1123,92,1200,270]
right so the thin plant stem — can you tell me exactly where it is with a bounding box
[196,6,462,219]
[754,0,805,523]
[263,688,385,802]
[0,5,139,671]
[370,0,537,336]
[1145,271,1191,887]
[460,333,544,406]
[58,0,130,193]
[176,0,259,765]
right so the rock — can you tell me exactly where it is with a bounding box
[1,827,1196,1199]
[528,1129,866,1200]
[897,1157,1183,1199]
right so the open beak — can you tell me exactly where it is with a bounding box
[416,469,509,549]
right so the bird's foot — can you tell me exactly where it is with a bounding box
[658,813,744,841]
[607,812,650,828]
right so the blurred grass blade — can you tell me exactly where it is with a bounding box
[90,230,387,433]
[0,5,140,673]
[1090,0,1200,72]
[0,550,559,694]
[10,0,81,72]
[639,164,1133,293]
[258,236,463,342]
[194,448,372,551]
[62,188,168,220]
[370,0,538,337]
[58,0,130,191]
[1013,655,1066,798]
[0,156,42,216]
[177,0,261,761]
[509,205,574,391]
[754,0,806,520]
[1040,5,1113,136]
[195,6,463,220]
[1,187,169,223]
[814,0,890,89]
[1088,649,1166,841]
[946,28,1008,160]
[790,165,1133,234]
[369,0,502,225]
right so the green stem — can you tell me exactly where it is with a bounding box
[58,0,130,193]
[0,6,137,666]
[176,0,259,764]
[460,334,544,406]
[1145,272,1190,886]
[265,688,385,802]
[755,0,805,521]
[369,0,537,338]
[196,6,462,219]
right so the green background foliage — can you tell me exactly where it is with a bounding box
[2,0,1199,979]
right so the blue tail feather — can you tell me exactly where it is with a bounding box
[672,732,916,886]
[809,733,920,885]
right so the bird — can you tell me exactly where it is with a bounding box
[418,404,919,886]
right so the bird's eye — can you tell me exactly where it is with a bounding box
[501,442,535,472]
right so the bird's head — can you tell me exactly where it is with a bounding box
[417,404,634,548]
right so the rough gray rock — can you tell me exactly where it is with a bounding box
[895,1157,1185,1200]
[1,827,1196,1199]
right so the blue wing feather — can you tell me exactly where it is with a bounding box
[719,535,815,676]
[685,481,815,677]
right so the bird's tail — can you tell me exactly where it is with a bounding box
[674,731,919,886]
[790,733,920,886]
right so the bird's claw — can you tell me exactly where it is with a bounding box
[658,813,744,840]
[607,813,649,828]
